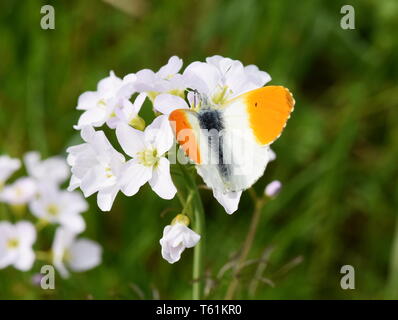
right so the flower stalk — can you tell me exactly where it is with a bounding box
[225,189,266,300]
[178,163,205,300]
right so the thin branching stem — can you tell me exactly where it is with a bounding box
[225,190,266,299]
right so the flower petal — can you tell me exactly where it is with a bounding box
[13,248,35,271]
[119,161,152,197]
[134,69,157,92]
[144,115,174,155]
[212,189,242,215]
[76,91,99,110]
[132,92,147,115]
[15,221,36,246]
[97,70,123,93]
[68,239,102,272]
[149,157,176,200]
[116,122,145,157]
[75,108,107,129]
[245,64,272,87]
[158,56,183,78]
[0,155,21,183]
[97,185,119,212]
[79,166,108,197]
[154,93,188,115]
[183,61,219,95]
[59,213,86,234]
[52,227,75,279]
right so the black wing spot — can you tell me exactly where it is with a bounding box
[255,102,258,107]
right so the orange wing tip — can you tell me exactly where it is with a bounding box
[283,86,295,113]
[244,86,295,145]
[271,87,295,143]
[168,109,202,164]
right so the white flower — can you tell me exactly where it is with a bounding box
[160,222,200,264]
[107,92,147,130]
[24,151,69,187]
[0,177,37,205]
[30,186,87,233]
[153,56,271,115]
[74,71,135,130]
[66,126,126,211]
[212,189,242,215]
[0,221,36,271]
[0,155,21,185]
[206,55,271,87]
[116,115,177,199]
[265,180,282,198]
[52,227,102,278]
[132,56,186,95]
[183,55,271,106]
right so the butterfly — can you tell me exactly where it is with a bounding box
[168,86,295,193]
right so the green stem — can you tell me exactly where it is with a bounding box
[387,216,398,298]
[178,164,205,300]
[192,190,205,300]
[225,190,266,300]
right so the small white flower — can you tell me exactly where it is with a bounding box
[24,151,69,187]
[160,221,200,264]
[0,221,36,271]
[66,126,126,211]
[265,180,282,198]
[206,55,271,87]
[154,56,271,115]
[52,227,102,278]
[107,92,147,130]
[74,71,134,130]
[116,115,177,199]
[0,155,21,185]
[183,55,271,106]
[132,56,186,96]
[212,189,242,215]
[30,186,87,233]
[0,177,37,205]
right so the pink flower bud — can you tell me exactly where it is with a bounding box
[265,180,282,198]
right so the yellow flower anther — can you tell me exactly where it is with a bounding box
[138,148,159,167]
[46,204,59,216]
[6,238,19,249]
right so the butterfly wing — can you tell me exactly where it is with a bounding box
[211,85,294,192]
[223,86,295,146]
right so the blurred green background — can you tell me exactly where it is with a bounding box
[1,0,398,299]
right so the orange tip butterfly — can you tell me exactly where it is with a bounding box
[169,86,295,193]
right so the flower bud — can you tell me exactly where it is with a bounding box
[171,214,190,226]
[31,273,44,287]
[264,180,282,198]
[160,215,200,264]
[129,115,146,131]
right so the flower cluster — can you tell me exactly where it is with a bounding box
[69,55,276,263]
[0,153,102,277]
